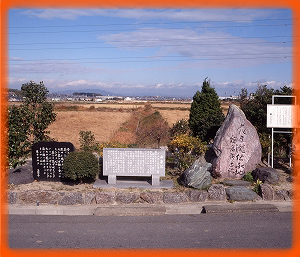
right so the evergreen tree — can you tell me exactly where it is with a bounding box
[189,78,224,142]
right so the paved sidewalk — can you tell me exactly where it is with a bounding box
[8,200,294,216]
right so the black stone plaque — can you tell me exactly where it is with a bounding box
[32,142,75,181]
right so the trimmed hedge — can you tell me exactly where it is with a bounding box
[63,151,99,182]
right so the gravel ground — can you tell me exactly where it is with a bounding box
[8,159,34,186]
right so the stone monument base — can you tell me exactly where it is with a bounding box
[93,177,174,189]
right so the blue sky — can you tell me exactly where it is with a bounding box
[8,8,293,97]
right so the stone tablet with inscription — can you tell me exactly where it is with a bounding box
[32,142,75,181]
[212,105,262,179]
[103,148,165,186]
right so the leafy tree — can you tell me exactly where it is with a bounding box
[189,78,224,142]
[240,84,293,135]
[240,84,274,134]
[21,81,57,142]
[8,81,56,168]
[79,131,99,152]
[169,118,190,138]
[239,84,293,159]
[8,105,31,168]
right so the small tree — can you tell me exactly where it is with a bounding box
[8,105,31,168]
[169,118,190,138]
[8,81,56,168]
[79,131,99,152]
[189,78,224,143]
[21,81,56,143]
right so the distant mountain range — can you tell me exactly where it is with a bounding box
[52,88,117,96]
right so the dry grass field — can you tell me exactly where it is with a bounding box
[48,111,132,148]
[53,101,192,111]
[40,101,238,148]
[159,110,190,126]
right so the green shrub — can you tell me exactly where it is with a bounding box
[253,179,263,194]
[168,134,207,171]
[79,131,99,152]
[243,171,254,182]
[169,118,190,138]
[63,151,99,182]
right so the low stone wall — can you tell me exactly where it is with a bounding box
[8,184,292,206]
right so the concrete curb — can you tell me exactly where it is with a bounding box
[8,201,293,216]
[203,203,279,213]
[94,205,166,216]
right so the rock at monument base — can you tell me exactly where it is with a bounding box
[274,189,291,200]
[260,183,274,200]
[252,167,280,184]
[225,186,260,201]
[58,192,84,205]
[18,190,61,204]
[207,184,227,201]
[180,156,213,189]
[212,104,262,179]
[185,190,208,202]
[8,191,18,204]
[116,192,140,204]
[95,192,116,204]
[140,192,163,204]
[163,192,189,203]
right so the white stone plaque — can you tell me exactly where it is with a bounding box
[103,148,165,185]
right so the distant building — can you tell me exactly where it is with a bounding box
[51,98,61,101]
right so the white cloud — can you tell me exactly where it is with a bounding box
[212,79,292,94]
[9,60,89,74]
[21,9,102,20]
[9,77,27,83]
[21,8,279,22]
[98,28,291,68]
[58,80,113,88]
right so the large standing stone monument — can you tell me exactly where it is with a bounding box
[212,104,261,179]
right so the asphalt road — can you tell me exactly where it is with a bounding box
[9,212,292,249]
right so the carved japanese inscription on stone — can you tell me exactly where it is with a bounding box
[212,105,261,179]
[103,148,165,177]
[32,142,75,181]
[227,122,247,176]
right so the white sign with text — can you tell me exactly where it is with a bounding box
[267,104,300,128]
